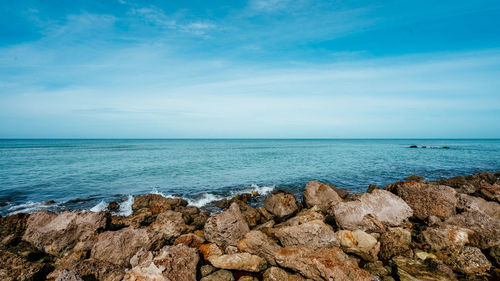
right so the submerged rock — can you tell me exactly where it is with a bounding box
[331,189,413,231]
[387,181,457,220]
[275,220,338,249]
[204,203,250,248]
[22,210,107,255]
[264,191,299,220]
[274,246,371,281]
[303,181,343,209]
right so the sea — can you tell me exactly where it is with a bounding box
[1,139,499,216]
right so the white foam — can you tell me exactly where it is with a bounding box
[116,195,134,216]
[231,184,275,197]
[89,200,107,212]
[8,200,59,215]
[187,193,224,208]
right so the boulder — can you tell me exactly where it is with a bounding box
[275,246,371,281]
[457,193,500,219]
[443,210,500,249]
[390,256,455,281]
[50,257,124,281]
[174,233,205,248]
[200,270,235,281]
[403,174,425,182]
[434,172,498,200]
[0,213,29,246]
[91,227,159,267]
[387,181,457,220]
[331,190,413,231]
[363,261,390,277]
[55,270,84,281]
[275,220,338,249]
[422,226,473,250]
[0,249,50,281]
[123,262,166,281]
[204,203,250,248]
[489,245,500,267]
[336,229,380,261]
[264,191,299,220]
[200,264,216,277]
[22,210,107,255]
[132,194,187,214]
[237,230,281,266]
[149,210,189,240]
[278,208,324,227]
[110,211,154,228]
[199,243,224,260]
[236,201,262,227]
[379,227,412,260]
[436,246,491,275]
[207,253,267,272]
[303,181,342,209]
[263,266,309,281]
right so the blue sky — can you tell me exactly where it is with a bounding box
[1,0,499,138]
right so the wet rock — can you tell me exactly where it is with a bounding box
[237,230,281,266]
[200,270,235,281]
[237,201,262,227]
[390,256,456,281]
[107,201,119,212]
[422,226,473,250]
[207,252,267,272]
[0,213,29,246]
[275,220,339,249]
[91,227,159,267]
[263,266,310,281]
[149,210,189,240]
[387,182,457,220]
[409,145,418,148]
[264,190,299,220]
[274,246,371,281]
[336,229,380,261]
[443,210,500,249]
[174,233,205,248]
[404,174,425,182]
[55,270,84,281]
[204,203,250,248]
[379,227,412,260]
[132,194,188,214]
[0,249,50,281]
[436,246,491,275]
[199,243,224,260]
[23,210,107,255]
[331,190,413,231]
[457,193,500,219]
[303,181,342,209]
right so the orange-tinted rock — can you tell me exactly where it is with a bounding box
[174,233,205,248]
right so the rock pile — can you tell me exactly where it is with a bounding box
[1,171,499,280]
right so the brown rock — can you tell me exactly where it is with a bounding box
[379,227,412,260]
[390,256,456,281]
[132,193,187,214]
[0,213,29,246]
[275,220,339,249]
[200,264,216,277]
[275,246,371,281]
[236,201,262,227]
[422,226,473,250]
[489,245,500,267]
[110,211,154,228]
[237,230,281,266]
[149,210,189,240]
[200,270,235,281]
[107,201,119,212]
[22,210,107,255]
[404,174,425,182]
[207,253,267,272]
[363,261,389,277]
[436,246,491,275]
[174,233,205,248]
[331,190,413,231]
[91,227,159,267]
[336,229,380,261]
[387,181,457,220]
[204,203,250,248]
[0,249,50,281]
[264,191,299,220]
[50,257,124,281]
[263,266,309,281]
[457,193,500,219]
[304,181,342,209]
[55,270,84,281]
[278,208,324,227]
[199,243,224,260]
[154,244,199,281]
[443,210,500,249]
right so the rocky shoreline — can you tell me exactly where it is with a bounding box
[1,172,499,281]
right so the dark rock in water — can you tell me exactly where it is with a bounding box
[409,145,418,148]
[367,184,380,193]
[215,198,230,209]
[386,181,457,220]
[436,245,491,275]
[132,193,188,214]
[442,146,450,149]
[204,203,250,248]
[107,201,119,212]
[43,200,56,205]
[403,174,425,182]
[264,190,298,220]
[421,146,427,148]
[433,172,498,198]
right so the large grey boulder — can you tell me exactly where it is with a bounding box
[204,203,250,248]
[330,190,413,231]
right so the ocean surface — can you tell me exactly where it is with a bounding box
[1,139,499,216]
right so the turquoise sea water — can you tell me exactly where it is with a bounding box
[1,139,499,216]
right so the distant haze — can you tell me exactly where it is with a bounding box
[1,0,499,138]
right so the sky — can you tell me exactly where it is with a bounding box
[0,0,499,138]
